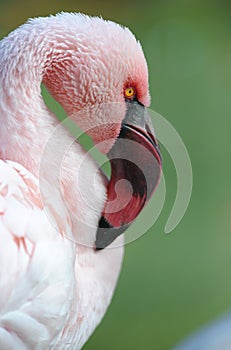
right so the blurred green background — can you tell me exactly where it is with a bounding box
[0,0,230,349]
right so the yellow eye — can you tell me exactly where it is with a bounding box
[124,87,136,99]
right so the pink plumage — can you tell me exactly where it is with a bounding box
[0,12,161,349]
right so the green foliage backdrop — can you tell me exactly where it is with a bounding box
[0,1,230,349]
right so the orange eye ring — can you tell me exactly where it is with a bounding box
[124,87,136,99]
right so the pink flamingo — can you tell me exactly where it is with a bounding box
[0,13,161,349]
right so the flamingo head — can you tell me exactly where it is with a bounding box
[43,13,161,249]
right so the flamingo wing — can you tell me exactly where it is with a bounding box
[0,160,75,349]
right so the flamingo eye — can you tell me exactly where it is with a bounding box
[124,87,136,99]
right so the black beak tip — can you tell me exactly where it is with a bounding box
[95,216,112,250]
[95,216,129,250]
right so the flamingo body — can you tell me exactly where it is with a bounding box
[0,159,123,349]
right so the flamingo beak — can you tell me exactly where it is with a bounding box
[95,100,162,250]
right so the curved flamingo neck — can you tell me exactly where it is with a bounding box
[0,19,109,234]
[0,23,62,174]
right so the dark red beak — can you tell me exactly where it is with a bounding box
[95,100,161,249]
